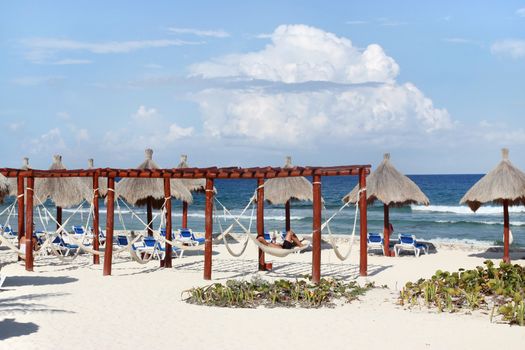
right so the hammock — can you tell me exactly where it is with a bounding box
[214,195,311,258]
[321,188,364,261]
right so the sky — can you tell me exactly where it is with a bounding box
[0,0,524,174]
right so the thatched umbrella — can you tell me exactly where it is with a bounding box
[83,158,108,199]
[0,173,8,204]
[115,149,193,235]
[36,155,92,229]
[263,156,313,232]
[460,148,525,262]
[343,153,430,256]
[7,157,30,198]
[177,154,206,229]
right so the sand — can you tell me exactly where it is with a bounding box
[1,237,524,350]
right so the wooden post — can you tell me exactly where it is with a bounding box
[17,175,25,261]
[383,203,391,257]
[204,178,214,280]
[25,176,34,272]
[285,200,291,232]
[92,175,100,265]
[182,201,188,229]
[146,197,153,236]
[359,168,368,276]
[56,206,62,230]
[103,177,115,276]
[503,200,510,263]
[312,175,322,283]
[163,177,172,268]
[257,178,266,271]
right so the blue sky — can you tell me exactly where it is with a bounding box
[1,1,524,174]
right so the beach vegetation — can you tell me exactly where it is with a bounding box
[400,260,525,326]
[183,276,374,308]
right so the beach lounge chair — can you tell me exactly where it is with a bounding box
[394,234,428,257]
[51,235,79,256]
[72,225,85,235]
[177,228,205,246]
[367,232,385,255]
[142,237,164,260]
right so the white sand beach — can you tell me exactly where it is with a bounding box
[1,237,524,350]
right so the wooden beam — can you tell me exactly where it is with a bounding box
[103,177,115,276]
[359,168,368,276]
[285,200,291,233]
[163,177,172,268]
[503,200,510,263]
[0,165,371,180]
[93,175,100,265]
[204,178,214,280]
[56,206,62,231]
[383,204,391,257]
[257,178,266,271]
[312,175,322,283]
[17,175,25,262]
[182,201,188,229]
[25,176,34,272]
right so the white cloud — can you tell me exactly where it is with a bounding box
[11,76,65,86]
[103,106,194,151]
[30,128,67,154]
[190,25,452,147]
[190,24,399,84]
[133,105,158,121]
[166,123,194,141]
[517,8,525,17]
[7,121,24,131]
[491,39,525,59]
[346,20,368,25]
[21,37,202,63]
[52,58,92,65]
[168,27,230,38]
[57,112,71,120]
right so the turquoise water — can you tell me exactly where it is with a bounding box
[1,175,524,246]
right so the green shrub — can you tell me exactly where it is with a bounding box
[400,261,525,326]
[183,276,374,308]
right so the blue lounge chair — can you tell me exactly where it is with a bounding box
[367,232,385,255]
[177,228,205,246]
[51,235,79,256]
[72,225,86,235]
[142,237,164,260]
[394,234,428,257]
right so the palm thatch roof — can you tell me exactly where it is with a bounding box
[343,153,430,206]
[115,149,193,208]
[7,157,30,197]
[177,154,206,193]
[460,148,525,212]
[263,156,313,205]
[36,155,92,208]
[82,158,108,198]
[0,173,8,204]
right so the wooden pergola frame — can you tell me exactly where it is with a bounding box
[0,164,371,282]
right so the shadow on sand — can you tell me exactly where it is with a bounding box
[468,247,525,260]
[0,318,39,341]
[2,276,77,288]
[175,258,391,280]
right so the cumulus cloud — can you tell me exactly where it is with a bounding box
[190,24,399,84]
[189,25,452,147]
[133,105,159,121]
[517,8,525,17]
[104,106,193,151]
[491,39,525,59]
[30,128,67,154]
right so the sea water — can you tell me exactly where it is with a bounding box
[1,175,524,246]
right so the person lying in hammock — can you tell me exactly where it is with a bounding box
[257,230,304,249]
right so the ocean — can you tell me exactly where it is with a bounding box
[1,175,524,246]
